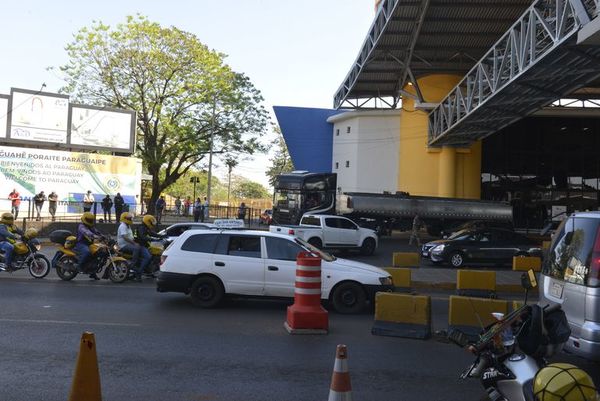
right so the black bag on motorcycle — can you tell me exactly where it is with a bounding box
[517,305,571,358]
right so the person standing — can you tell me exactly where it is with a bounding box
[48,191,58,222]
[101,195,113,222]
[83,191,95,213]
[8,189,20,220]
[174,196,182,216]
[183,196,191,217]
[203,197,209,221]
[409,214,422,246]
[237,202,247,220]
[34,191,46,221]
[155,196,166,224]
[193,198,202,222]
[114,193,124,222]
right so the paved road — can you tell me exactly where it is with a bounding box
[0,272,598,401]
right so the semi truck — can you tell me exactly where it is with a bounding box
[272,171,513,236]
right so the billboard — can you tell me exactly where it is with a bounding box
[0,95,7,139]
[8,88,69,144]
[0,145,142,204]
[69,104,136,153]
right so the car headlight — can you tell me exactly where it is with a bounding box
[432,244,446,252]
[379,276,393,286]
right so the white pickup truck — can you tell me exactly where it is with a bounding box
[269,214,378,255]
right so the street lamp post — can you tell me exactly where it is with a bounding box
[190,176,200,201]
[206,100,216,208]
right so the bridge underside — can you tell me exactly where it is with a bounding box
[429,39,600,146]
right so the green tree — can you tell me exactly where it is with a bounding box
[58,16,268,212]
[231,176,270,199]
[265,126,294,187]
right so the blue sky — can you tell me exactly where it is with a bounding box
[0,0,375,187]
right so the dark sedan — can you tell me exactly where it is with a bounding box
[425,228,541,268]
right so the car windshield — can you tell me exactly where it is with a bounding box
[448,229,469,240]
[294,237,336,262]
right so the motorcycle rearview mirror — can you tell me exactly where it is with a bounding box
[520,269,537,304]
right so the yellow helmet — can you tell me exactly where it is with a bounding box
[24,228,38,240]
[1,212,15,225]
[81,212,96,227]
[120,212,134,225]
[143,214,157,229]
[534,363,598,401]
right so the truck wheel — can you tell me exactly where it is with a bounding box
[308,238,322,249]
[190,276,224,308]
[331,282,366,314]
[360,238,376,256]
[449,251,465,268]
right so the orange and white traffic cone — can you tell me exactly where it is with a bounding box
[328,344,352,401]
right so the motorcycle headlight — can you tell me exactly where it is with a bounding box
[379,276,393,286]
[34,243,42,251]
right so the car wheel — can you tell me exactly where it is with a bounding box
[360,238,376,256]
[190,276,224,308]
[331,282,366,314]
[449,251,465,268]
[308,237,322,249]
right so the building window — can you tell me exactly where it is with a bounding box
[346,126,351,133]
[335,129,339,136]
[346,161,350,168]
[335,162,339,169]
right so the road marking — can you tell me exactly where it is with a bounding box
[0,318,141,327]
[42,305,52,308]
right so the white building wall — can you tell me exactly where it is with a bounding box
[328,110,400,194]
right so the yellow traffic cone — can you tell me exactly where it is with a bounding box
[328,344,352,401]
[68,331,102,401]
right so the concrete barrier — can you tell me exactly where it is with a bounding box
[512,256,541,272]
[372,293,431,339]
[456,270,496,298]
[383,267,411,292]
[448,295,508,339]
[392,252,420,268]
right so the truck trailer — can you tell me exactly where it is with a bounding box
[272,171,513,236]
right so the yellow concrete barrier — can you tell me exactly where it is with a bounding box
[448,295,508,338]
[372,293,431,339]
[512,256,541,272]
[383,267,411,290]
[456,270,496,298]
[392,252,420,268]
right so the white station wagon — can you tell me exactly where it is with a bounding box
[156,229,393,313]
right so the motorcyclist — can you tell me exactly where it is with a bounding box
[74,212,103,280]
[117,212,145,282]
[0,212,21,271]
[135,215,163,277]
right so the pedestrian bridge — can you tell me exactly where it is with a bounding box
[333,0,600,147]
[429,0,600,146]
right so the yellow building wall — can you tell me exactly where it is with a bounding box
[398,74,481,199]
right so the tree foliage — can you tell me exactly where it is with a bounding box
[265,126,294,187]
[58,16,269,212]
[231,176,270,199]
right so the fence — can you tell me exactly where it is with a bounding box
[0,197,268,228]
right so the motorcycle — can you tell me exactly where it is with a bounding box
[448,270,573,401]
[0,228,50,278]
[118,241,164,278]
[50,231,130,283]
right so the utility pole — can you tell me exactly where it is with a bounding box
[225,157,238,219]
[190,176,200,200]
[206,99,216,208]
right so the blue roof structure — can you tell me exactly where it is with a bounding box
[273,106,342,173]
